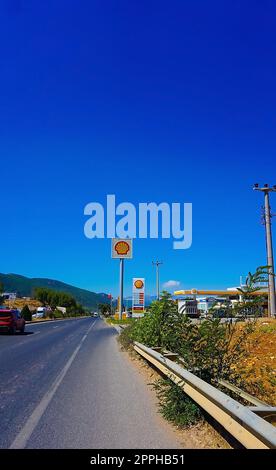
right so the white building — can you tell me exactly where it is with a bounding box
[2,292,17,300]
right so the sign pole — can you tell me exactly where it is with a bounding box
[119,258,124,320]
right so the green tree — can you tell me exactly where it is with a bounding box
[235,265,271,317]
[98,303,111,317]
[33,287,49,305]
[33,287,87,317]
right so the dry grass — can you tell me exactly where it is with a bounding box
[4,298,42,311]
[233,318,276,405]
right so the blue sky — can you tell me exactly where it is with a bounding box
[1,1,276,296]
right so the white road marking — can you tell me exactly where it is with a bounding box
[9,320,96,449]
[53,326,59,329]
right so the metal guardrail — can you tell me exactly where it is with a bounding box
[218,379,271,407]
[134,341,276,449]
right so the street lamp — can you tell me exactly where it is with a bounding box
[253,184,276,318]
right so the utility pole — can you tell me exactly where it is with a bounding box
[152,260,163,300]
[254,183,276,318]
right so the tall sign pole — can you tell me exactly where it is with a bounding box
[112,239,133,320]
[254,184,276,318]
[119,258,124,320]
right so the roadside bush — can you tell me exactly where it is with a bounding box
[152,379,203,427]
[21,304,32,321]
[119,321,137,350]
[119,292,259,386]
[119,292,178,349]
[53,310,64,319]
[119,268,271,428]
[119,296,259,428]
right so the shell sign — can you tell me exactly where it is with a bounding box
[134,279,144,289]
[115,240,130,256]
[132,278,145,317]
[111,238,133,259]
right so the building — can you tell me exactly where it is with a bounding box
[2,292,17,301]
[197,297,217,314]
[175,288,270,317]
[177,298,199,317]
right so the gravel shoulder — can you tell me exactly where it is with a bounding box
[121,345,232,449]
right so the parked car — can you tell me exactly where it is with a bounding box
[32,306,51,319]
[0,309,25,334]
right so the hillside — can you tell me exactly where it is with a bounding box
[0,273,109,310]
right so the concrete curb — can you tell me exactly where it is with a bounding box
[112,324,123,334]
[104,320,123,334]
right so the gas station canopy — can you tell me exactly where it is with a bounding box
[174,289,269,297]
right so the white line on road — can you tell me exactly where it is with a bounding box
[53,326,59,329]
[9,320,96,449]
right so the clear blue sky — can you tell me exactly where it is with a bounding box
[1,1,276,296]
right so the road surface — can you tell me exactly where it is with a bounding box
[0,317,181,449]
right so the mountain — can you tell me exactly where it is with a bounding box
[0,273,109,310]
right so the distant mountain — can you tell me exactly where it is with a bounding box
[0,273,109,310]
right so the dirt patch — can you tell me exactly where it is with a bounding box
[233,318,276,405]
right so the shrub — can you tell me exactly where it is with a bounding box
[119,268,269,427]
[53,309,64,319]
[152,379,203,427]
[21,305,32,321]
[119,290,260,386]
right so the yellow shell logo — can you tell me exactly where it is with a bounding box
[115,240,130,256]
[134,279,144,289]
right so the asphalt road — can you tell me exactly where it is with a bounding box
[0,317,181,449]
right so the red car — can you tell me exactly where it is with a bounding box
[0,309,25,334]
